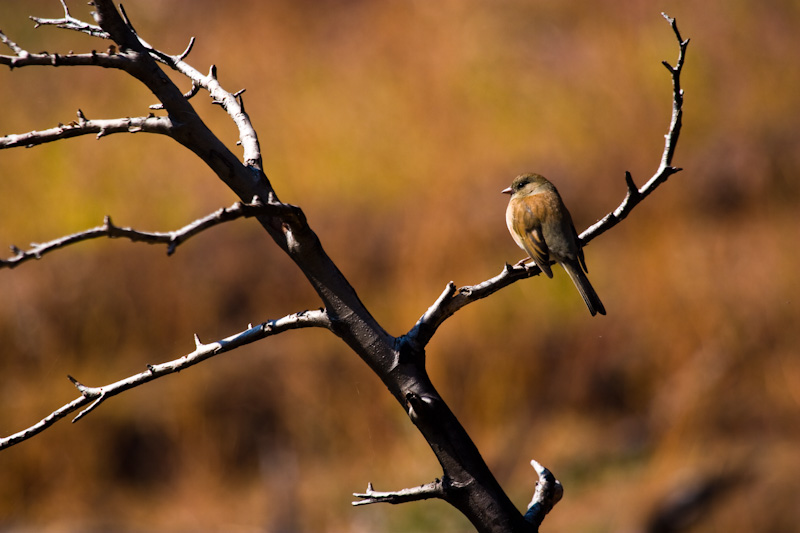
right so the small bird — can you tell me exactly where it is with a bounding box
[502,173,606,316]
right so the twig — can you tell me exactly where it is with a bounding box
[0,309,331,450]
[1,197,300,269]
[0,112,172,149]
[0,44,127,70]
[29,0,110,39]
[352,478,449,506]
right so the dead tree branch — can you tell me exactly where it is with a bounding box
[1,196,297,268]
[0,110,171,149]
[0,309,330,450]
[353,479,449,506]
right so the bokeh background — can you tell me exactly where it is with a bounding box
[2,0,799,531]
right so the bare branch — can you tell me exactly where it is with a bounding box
[29,0,109,39]
[403,265,540,350]
[2,5,261,170]
[0,43,126,69]
[0,29,25,55]
[524,460,563,528]
[581,12,688,245]
[0,112,172,149]
[352,479,448,506]
[142,45,263,168]
[1,197,300,269]
[0,309,331,450]
[405,14,688,350]
[2,2,270,217]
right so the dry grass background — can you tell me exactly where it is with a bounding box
[1,0,799,531]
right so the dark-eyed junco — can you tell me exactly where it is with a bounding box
[502,173,606,316]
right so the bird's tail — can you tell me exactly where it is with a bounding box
[562,261,606,316]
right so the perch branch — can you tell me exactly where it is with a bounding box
[1,196,300,269]
[404,13,688,350]
[0,309,331,450]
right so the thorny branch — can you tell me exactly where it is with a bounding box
[1,196,300,269]
[0,110,172,149]
[0,309,330,450]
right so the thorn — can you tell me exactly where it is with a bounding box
[208,64,217,80]
[624,171,638,194]
[178,37,196,60]
[193,333,202,348]
[67,374,92,395]
[146,364,156,373]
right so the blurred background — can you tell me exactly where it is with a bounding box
[1,0,799,531]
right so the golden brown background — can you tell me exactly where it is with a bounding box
[1,0,799,531]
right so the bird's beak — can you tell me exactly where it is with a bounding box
[501,186,512,195]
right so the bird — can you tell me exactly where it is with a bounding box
[502,173,606,316]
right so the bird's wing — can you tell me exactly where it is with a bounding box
[514,204,553,278]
